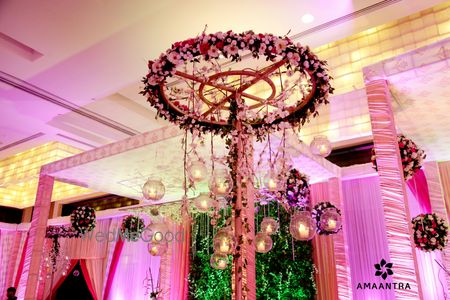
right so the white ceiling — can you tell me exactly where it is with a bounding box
[0,0,445,159]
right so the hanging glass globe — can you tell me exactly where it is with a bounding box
[289,211,316,241]
[263,170,279,192]
[194,193,214,212]
[213,227,236,254]
[260,217,279,235]
[187,160,207,182]
[142,179,165,201]
[209,169,233,196]
[148,241,168,256]
[210,253,229,270]
[145,222,169,243]
[255,232,273,253]
[319,208,342,233]
[310,135,332,157]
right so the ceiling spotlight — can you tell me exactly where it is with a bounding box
[301,14,314,24]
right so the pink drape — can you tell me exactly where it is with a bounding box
[79,260,98,300]
[310,182,338,300]
[103,239,124,300]
[105,235,161,300]
[168,220,190,300]
[406,169,432,213]
[0,227,28,298]
[342,176,395,300]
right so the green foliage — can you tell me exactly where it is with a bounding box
[189,204,316,300]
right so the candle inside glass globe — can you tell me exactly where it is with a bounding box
[213,227,236,254]
[289,211,316,241]
[255,232,273,253]
[187,160,207,182]
[142,179,165,201]
[263,170,279,192]
[319,208,342,233]
[260,217,279,235]
[194,193,213,213]
[210,253,229,270]
[209,170,233,196]
[310,135,332,157]
[145,222,169,243]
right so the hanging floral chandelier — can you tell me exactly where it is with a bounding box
[141,29,334,298]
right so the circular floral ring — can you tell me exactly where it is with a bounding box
[121,215,146,241]
[141,30,333,137]
[411,213,448,252]
[70,206,96,235]
[312,202,342,235]
[285,168,310,208]
[372,134,426,181]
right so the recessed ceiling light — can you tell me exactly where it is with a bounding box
[302,14,314,24]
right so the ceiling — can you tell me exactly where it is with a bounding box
[0,0,446,159]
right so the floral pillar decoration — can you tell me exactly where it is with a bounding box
[22,172,54,299]
[365,79,423,299]
[424,161,450,291]
[141,30,332,299]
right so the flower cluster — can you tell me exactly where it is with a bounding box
[311,202,342,235]
[121,215,146,239]
[141,30,332,138]
[46,225,80,239]
[285,169,310,208]
[411,213,448,252]
[371,134,426,181]
[70,206,96,235]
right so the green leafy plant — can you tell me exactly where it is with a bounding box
[189,203,316,299]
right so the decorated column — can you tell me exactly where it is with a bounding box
[21,172,54,299]
[365,79,423,299]
[231,119,256,299]
[424,161,450,291]
[328,177,352,299]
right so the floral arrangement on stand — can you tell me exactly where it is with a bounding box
[121,215,146,241]
[411,213,448,252]
[371,134,426,181]
[312,202,342,235]
[70,206,96,235]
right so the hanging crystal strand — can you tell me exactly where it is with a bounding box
[191,219,196,256]
[207,213,210,256]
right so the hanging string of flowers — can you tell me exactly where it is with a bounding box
[372,134,426,181]
[411,213,448,252]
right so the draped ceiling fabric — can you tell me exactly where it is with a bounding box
[365,80,422,299]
